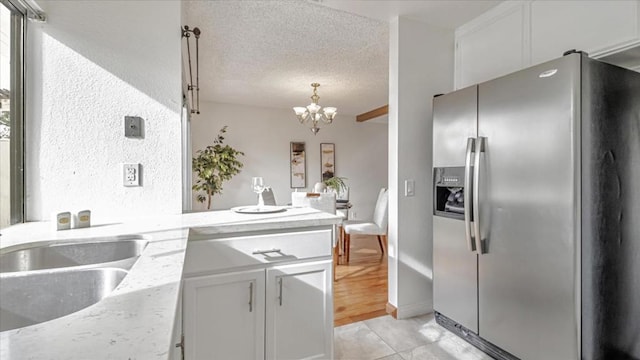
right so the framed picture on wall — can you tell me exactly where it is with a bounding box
[290,142,306,188]
[320,143,335,181]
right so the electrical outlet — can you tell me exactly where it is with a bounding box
[123,163,141,186]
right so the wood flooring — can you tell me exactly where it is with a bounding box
[333,234,388,327]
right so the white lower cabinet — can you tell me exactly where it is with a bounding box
[181,227,334,360]
[183,269,265,360]
[170,289,184,360]
[266,261,333,360]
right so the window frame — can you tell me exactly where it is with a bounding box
[1,0,25,226]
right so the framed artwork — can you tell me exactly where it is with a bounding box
[320,143,335,181]
[290,142,306,188]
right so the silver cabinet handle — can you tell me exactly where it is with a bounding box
[278,278,283,306]
[464,137,476,252]
[252,248,281,255]
[248,282,253,312]
[473,137,485,254]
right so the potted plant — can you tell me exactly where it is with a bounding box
[323,176,347,193]
[192,126,244,209]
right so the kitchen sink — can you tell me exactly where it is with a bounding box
[0,267,128,332]
[0,237,148,273]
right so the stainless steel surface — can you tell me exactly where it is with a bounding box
[477,54,581,359]
[580,57,640,359]
[464,137,476,252]
[472,136,485,254]
[278,278,283,306]
[433,216,478,332]
[0,238,148,273]
[433,85,480,333]
[0,268,128,332]
[433,86,478,168]
[433,53,639,359]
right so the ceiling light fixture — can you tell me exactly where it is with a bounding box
[293,83,337,135]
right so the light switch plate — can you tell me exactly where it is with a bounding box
[405,179,415,197]
[123,163,141,186]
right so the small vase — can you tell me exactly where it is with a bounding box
[313,182,326,193]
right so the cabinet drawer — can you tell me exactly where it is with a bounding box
[184,228,333,276]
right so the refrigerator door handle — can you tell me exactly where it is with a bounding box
[473,136,485,254]
[464,137,476,252]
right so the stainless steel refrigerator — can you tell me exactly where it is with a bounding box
[432,52,640,360]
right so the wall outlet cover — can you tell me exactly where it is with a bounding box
[123,163,141,186]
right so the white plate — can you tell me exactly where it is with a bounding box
[231,206,287,214]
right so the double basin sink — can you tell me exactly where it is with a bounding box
[0,236,148,332]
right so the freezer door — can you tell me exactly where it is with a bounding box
[433,85,478,168]
[476,54,581,359]
[433,216,478,332]
[432,86,478,333]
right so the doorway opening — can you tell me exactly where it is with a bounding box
[334,233,388,327]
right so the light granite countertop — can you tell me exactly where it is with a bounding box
[0,207,341,360]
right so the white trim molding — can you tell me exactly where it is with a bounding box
[396,301,433,320]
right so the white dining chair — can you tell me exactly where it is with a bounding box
[308,192,336,214]
[260,187,276,206]
[342,188,388,263]
[291,192,336,214]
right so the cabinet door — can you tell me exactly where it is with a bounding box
[170,288,183,360]
[531,0,640,65]
[265,260,333,360]
[455,2,527,88]
[183,270,265,360]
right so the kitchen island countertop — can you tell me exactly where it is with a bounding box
[0,207,341,360]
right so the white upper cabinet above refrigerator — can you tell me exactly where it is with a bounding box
[455,2,527,89]
[455,0,640,89]
[530,0,640,64]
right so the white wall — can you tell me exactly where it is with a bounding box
[190,101,388,220]
[25,1,183,221]
[388,17,454,318]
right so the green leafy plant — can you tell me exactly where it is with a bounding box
[192,126,244,209]
[323,176,347,193]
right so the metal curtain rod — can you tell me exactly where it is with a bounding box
[182,25,201,114]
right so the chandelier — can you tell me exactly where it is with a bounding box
[293,83,337,135]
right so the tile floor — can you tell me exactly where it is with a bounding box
[334,313,492,360]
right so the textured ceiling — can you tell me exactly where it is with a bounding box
[184,0,389,116]
[183,0,500,117]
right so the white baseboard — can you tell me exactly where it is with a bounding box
[396,301,433,319]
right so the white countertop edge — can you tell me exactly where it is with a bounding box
[0,207,341,359]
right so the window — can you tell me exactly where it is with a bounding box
[0,0,24,229]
